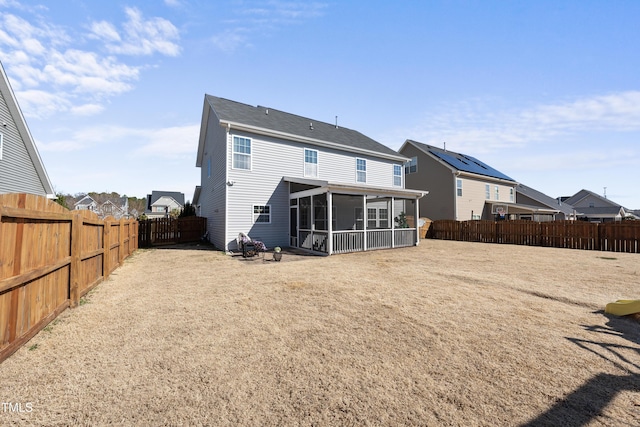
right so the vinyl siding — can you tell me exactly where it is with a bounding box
[199,108,229,250]
[402,143,455,220]
[224,130,404,251]
[455,177,515,220]
[0,91,48,196]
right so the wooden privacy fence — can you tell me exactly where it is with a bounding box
[431,219,640,253]
[0,193,138,364]
[138,216,207,247]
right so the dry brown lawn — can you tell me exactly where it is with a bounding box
[1,240,639,426]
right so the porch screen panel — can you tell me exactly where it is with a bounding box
[314,193,327,230]
[300,197,311,230]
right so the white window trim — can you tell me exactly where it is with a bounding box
[232,136,252,170]
[485,184,490,200]
[0,133,3,160]
[393,164,402,187]
[304,148,319,178]
[456,179,463,197]
[495,186,499,200]
[253,204,271,224]
[356,158,367,183]
[509,188,514,202]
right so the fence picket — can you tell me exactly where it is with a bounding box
[431,219,640,254]
[0,193,138,364]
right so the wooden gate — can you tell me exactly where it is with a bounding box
[138,217,207,247]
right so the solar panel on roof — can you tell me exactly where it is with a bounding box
[429,149,514,181]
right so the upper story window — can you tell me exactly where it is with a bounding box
[405,156,417,174]
[253,205,271,223]
[393,164,402,186]
[304,148,318,178]
[485,184,490,200]
[356,158,366,183]
[510,188,514,202]
[233,136,251,170]
[456,179,462,197]
[495,186,499,200]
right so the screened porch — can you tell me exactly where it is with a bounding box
[285,178,425,255]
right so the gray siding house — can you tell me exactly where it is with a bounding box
[564,189,636,222]
[0,61,54,197]
[196,95,425,254]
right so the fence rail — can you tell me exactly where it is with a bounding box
[0,193,138,364]
[431,219,640,253]
[138,216,207,247]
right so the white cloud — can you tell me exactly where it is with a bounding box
[38,124,199,159]
[92,7,181,56]
[398,91,640,153]
[0,7,180,118]
[211,1,327,52]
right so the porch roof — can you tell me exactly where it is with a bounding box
[485,201,560,215]
[284,177,427,199]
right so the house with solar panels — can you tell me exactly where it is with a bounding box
[195,95,426,254]
[400,140,526,221]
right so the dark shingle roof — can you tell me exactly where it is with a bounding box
[407,140,515,182]
[149,191,185,206]
[207,95,401,158]
[516,183,575,215]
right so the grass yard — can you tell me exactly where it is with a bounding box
[1,239,638,426]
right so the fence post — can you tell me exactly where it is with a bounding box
[69,213,81,308]
[119,218,125,265]
[103,218,111,279]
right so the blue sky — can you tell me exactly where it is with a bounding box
[1,0,639,208]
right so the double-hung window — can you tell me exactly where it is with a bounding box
[356,158,366,183]
[253,205,271,223]
[495,186,499,200]
[405,156,417,174]
[485,184,490,200]
[456,179,463,197]
[304,148,318,178]
[233,136,251,170]
[509,188,514,202]
[393,164,402,186]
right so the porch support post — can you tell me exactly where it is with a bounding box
[362,194,367,252]
[414,196,420,246]
[391,197,395,249]
[327,191,333,255]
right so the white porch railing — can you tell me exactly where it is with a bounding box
[367,230,392,250]
[394,229,416,247]
[330,228,417,254]
[332,230,364,254]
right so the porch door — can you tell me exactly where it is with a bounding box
[290,206,298,247]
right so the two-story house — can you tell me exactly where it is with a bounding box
[145,191,185,219]
[196,96,425,254]
[400,140,518,221]
[0,61,54,198]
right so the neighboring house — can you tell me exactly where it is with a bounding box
[192,185,202,216]
[563,189,637,222]
[74,195,130,219]
[145,191,185,219]
[195,95,425,254]
[0,61,54,198]
[400,140,519,221]
[515,183,576,221]
[74,195,98,212]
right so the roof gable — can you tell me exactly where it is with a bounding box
[404,140,515,182]
[516,183,575,215]
[0,61,54,197]
[565,189,621,209]
[148,190,185,206]
[202,95,403,160]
